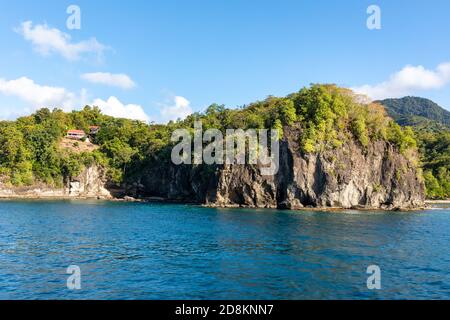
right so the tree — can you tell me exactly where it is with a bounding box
[423,170,444,199]
[101,138,137,183]
[273,119,283,140]
[279,100,297,125]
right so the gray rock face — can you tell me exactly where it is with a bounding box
[139,126,425,210]
[0,165,112,199]
[67,165,112,199]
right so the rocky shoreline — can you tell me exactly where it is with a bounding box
[0,165,112,200]
[138,126,426,211]
[425,200,450,205]
[0,126,427,211]
[0,194,429,211]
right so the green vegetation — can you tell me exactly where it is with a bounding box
[415,129,450,199]
[290,85,417,153]
[0,85,423,195]
[378,96,450,127]
[380,96,450,199]
[0,106,131,187]
[186,85,415,155]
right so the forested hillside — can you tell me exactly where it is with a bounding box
[379,97,450,199]
[378,96,450,127]
[0,84,423,199]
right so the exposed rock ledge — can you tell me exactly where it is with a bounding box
[0,165,112,200]
[138,126,426,210]
[0,126,426,211]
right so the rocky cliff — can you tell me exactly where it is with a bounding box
[0,165,112,199]
[0,130,425,209]
[137,126,425,210]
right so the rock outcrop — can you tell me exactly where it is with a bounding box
[66,165,112,198]
[138,126,425,210]
[0,126,426,210]
[0,165,112,199]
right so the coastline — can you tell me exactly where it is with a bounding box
[0,194,196,204]
[425,200,450,204]
[0,194,428,211]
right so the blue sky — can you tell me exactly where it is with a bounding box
[0,0,449,122]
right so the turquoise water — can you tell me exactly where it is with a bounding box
[0,200,449,300]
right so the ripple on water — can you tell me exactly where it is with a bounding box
[0,200,449,299]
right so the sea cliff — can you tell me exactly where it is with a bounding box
[0,130,425,210]
[0,85,430,209]
[138,125,425,210]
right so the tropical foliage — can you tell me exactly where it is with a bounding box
[0,85,425,195]
[380,96,450,199]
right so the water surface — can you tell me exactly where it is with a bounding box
[0,200,449,299]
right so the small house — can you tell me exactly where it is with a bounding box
[67,129,86,140]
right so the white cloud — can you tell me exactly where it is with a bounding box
[352,63,450,100]
[159,96,193,123]
[0,76,80,118]
[81,72,135,89]
[92,96,149,122]
[16,21,107,61]
[0,77,148,122]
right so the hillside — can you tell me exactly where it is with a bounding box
[378,96,450,127]
[378,97,449,199]
[59,137,99,154]
[0,84,425,208]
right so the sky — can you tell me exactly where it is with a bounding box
[0,0,449,122]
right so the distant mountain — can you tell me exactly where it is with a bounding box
[377,96,450,128]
